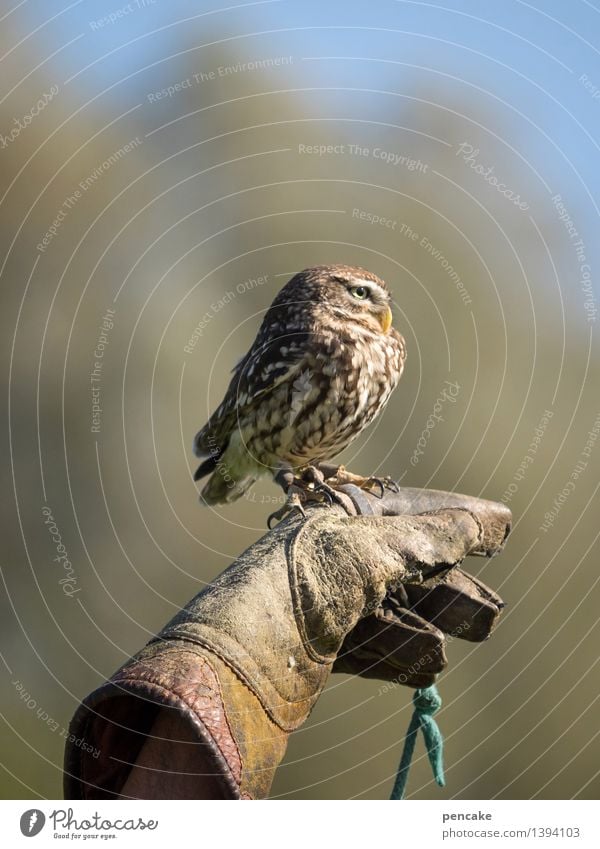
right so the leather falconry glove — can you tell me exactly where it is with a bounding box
[64,486,511,800]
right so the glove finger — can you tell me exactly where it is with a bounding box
[333,596,446,685]
[339,485,512,557]
[403,568,504,642]
[373,508,484,585]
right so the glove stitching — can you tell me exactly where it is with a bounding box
[287,512,338,665]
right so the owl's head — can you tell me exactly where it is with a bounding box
[282,264,394,336]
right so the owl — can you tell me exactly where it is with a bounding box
[193,264,406,518]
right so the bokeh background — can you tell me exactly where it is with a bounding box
[1,0,599,800]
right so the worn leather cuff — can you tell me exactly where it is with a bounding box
[64,642,287,800]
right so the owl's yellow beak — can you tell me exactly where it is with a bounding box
[379,305,393,334]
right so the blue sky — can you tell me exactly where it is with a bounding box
[15,0,599,219]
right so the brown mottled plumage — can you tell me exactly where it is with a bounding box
[193,264,406,505]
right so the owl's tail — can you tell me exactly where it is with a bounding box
[194,430,261,505]
[198,462,259,505]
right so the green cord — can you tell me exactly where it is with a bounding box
[390,684,445,800]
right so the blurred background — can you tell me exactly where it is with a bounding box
[1,0,599,800]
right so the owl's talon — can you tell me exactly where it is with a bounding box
[315,486,334,506]
[315,481,349,508]
[306,467,349,509]
[267,489,307,529]
[384,476,400,493]
[364,475,400,496]
[370,478,386,498]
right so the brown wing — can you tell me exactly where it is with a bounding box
[192,333,307,476]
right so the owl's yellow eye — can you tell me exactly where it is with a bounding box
[350,285,369,300]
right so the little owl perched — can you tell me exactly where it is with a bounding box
[193,264,406,521]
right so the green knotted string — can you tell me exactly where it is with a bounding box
[390,684,445,800]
